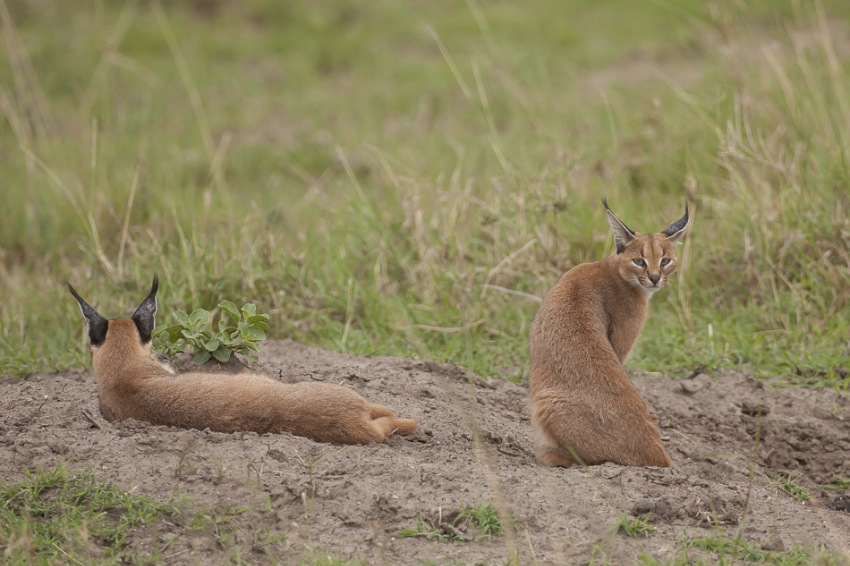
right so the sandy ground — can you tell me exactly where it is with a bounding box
[1,340,849,564]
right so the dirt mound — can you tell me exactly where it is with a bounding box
[1,340,848,563]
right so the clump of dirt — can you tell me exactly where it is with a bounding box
[1,340,848,564]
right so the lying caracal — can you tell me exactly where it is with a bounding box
[529,199,689,468]
[68,277,417,444]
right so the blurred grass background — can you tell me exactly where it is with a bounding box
[1,0,849,383]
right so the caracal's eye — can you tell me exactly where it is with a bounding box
[660,257,672,267]
[632,258,646,268]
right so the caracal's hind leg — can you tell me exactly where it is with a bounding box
[368,403,396,419]
[532,399,587,467]
[646,442,672,467]
[592,412,671,467]
[361,403,417,440]
[370,416,418,439]
[623,435,672,468]
[535,445,578,467]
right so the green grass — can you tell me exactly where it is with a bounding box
[0,463,179,564]
[770,472,812,502]
[300,555,367,566]
[634,531,844,565]
[613,513,656,538]
[0,462,354,564]
[457,502,507,539]
[397,516,457,544]
[822,476,850,491]
[398,501,507,543]
[2,2,850,381]
[188,502,249,546]
[683,533,817,565]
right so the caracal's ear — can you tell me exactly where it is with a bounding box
[67,282,109,346]
[660,203,690,246]
[602,198,636,254]
[131,275,158,344]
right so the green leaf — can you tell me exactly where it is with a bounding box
[173,311,190,324]
[244,327,266,342]
[166,325,186,338]
[218,300,240,322]
[204,338,220,352]
[212,347,231,363]
[153,324,182,340]
[193,351,211,365]
[241,303,257,317]
[189,309,211,326]
[247,315,271,331]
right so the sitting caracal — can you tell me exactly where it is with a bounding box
[68,277,417,444]
[529,199,689,467]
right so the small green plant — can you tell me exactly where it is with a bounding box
[771,472,811,502]
[689,533,762,559]
[456,502,505,538]
[636,530,845,565]
[590,542,612,565]
[300,553,368,566]
[685,531,816,564]
[153,301,270,364]
[189,502,248,546]
[398,515,456,543]
[613,513,656,538]
[294,450,338,521]
[252,526,286,552]
[398,502,509,543]
[827,367,850,394]
[822,476,850,491]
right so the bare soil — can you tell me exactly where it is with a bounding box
[2,340,849,564]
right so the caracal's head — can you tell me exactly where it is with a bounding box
[67,276,159,367]
[602,199,690,295]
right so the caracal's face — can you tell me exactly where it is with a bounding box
[618,234,679,294]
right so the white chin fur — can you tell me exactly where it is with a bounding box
[631,277,661,293]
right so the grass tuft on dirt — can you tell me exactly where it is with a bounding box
[613,513,656,538]
[0,463,178,564]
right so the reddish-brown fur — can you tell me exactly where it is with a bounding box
[528,201,689,467]
[73,284,417,445]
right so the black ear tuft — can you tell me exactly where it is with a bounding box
[131,275,158,344]
[661,202,690,244]
[602,198,637,253]
[67,282,109,346]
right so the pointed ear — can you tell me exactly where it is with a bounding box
[131,275,158,344]
[67,283,109,346]
[661,203,690,246]
[602,198,636,253]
